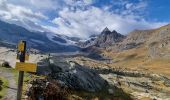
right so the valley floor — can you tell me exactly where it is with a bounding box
[0,46,170,100]
[67,51,170,100]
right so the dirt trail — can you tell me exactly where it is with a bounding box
[0,68,17,100]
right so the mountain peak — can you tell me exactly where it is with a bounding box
[102,27,111,34]
[112,30,117,33]
[78,27,125,48]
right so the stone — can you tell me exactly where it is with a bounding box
[108,89,114,94]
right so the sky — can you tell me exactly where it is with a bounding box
[0,0,169,38]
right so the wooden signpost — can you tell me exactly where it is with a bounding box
[16,62,37,72]
[16,53,29,61]
[15,40,37,100]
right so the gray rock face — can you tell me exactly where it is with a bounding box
[37,57,107,92]
[78,27,125,48]
[94,29,125,47]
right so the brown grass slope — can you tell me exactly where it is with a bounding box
[102,24,170,77]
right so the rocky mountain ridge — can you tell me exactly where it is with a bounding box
[111,24,170,58]
[79,24,170,59]
[78,27,125,48]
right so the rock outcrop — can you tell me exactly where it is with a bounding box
[37,57,108,92]
[93,28,125,47]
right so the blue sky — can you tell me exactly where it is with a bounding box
[147,0,170,22]
[0,0,169,38]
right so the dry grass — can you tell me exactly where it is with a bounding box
[69,88,132,100]
[103,47,148,69]
[103,46,170,78]
[75,45,170,78]
[142,58,170,77]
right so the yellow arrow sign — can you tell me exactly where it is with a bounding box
[15,62,37,72]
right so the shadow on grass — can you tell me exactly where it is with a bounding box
[70,87,132,100]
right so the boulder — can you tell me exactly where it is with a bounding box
[37,57,108,92]
[1,61,11,68]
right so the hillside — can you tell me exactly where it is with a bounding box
[66,24,170,99]
[82,24,170,77]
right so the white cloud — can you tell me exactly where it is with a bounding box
[0,0,48,31]
[0,0,47,20]
[125,3,133,9]
[29,0,57,9]
[8,0,62,11]
[64,0,94,6]
[84,0,93,5]
[50,5,167,38]
[0,0,168,39]
[9,5,48,20]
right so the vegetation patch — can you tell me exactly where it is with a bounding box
[25,78,69,100]
[0,77,9,99]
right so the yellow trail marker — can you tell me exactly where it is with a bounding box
[18,41,25,52]
[15,62,37,72]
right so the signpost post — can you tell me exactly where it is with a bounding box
[15,40,37,100]
[17,40,26,100]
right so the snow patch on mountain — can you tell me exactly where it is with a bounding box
[46,33,76,46]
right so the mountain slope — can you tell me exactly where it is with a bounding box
[0,20,80,52]
[100,24,170,77]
